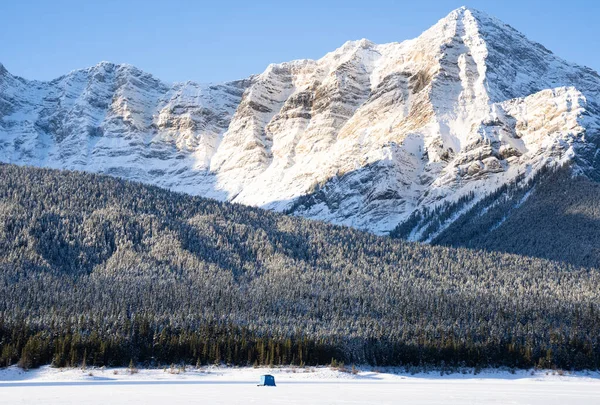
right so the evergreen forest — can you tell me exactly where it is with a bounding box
[1,164,599,371]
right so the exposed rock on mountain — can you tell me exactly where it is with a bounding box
[1,7,599,235]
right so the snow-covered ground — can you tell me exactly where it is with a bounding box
[1,366,600,404]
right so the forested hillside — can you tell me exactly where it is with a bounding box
[1,164,600,370]
[434,168,600,269]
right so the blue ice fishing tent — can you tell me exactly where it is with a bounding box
[259,374,276,386]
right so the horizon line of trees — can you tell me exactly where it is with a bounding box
[4,317,598,371]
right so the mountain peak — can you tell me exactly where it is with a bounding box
[90,61,142,74]
[434,6,516,39]
[93,60,117,69]
[452,5,499,20]
[420,6,485,44]
[345,38,375,48]
[334,38,376,54]
[439,5,485,23]
[58,61,144,80]
[456,5,485,14]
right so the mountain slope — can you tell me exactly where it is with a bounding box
[0,62,249,199]
[431,166,600,268]
[1,7,599,234]
[1,164,600,369]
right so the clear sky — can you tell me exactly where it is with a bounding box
[2,0,599,84]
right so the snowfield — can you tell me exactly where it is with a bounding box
[1,366,600,404]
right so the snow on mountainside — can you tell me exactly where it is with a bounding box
[1,6,599,236]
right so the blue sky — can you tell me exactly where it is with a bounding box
[2,0,598,83]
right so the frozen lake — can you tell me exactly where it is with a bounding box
[2,366,600,404]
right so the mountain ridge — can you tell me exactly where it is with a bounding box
[1,6,599,236]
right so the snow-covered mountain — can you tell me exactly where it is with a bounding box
[2,7,600,236]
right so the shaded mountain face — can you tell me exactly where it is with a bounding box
[431,167,600,269]
[1,7,599,235]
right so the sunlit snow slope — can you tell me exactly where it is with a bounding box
[1,7,599,235]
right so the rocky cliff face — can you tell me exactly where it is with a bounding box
[1,7,599,236]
